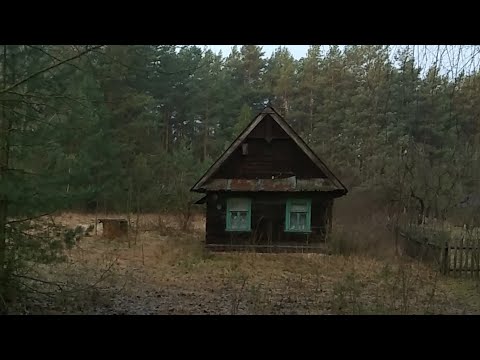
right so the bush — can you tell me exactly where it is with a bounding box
[329,217,395,258]
[328,187,398,258]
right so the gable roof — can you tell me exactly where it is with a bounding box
[191,105,348,195]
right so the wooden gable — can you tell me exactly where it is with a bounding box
[213,114,327,179]
[191,106,347,195]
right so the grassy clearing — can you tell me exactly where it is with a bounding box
[10,212,480,315]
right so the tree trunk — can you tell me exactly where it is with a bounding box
[309,89,314,135]
[135,188,140,246]
[126,178,132,248]
[0,45,9,302]
[325,200,333,244]
[182,203,192,231]
[66,167,71,193]
[103,194,107,216]
[94,198,98,236]
[203,100,209,162]
[164,111,169,153]
[309,65,315,136]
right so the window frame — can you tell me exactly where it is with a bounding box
[285,198,312,233]
[225,197,252,232]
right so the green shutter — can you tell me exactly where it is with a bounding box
[226,198,251,232]
[285,199,291,231]
[285,198,311,233]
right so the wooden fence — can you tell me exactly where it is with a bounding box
[400,228,480,278]
[441,237,480,277]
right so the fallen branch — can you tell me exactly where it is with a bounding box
[16,280,57,299]
[89,257,119,289]
[13,256,119,300]
[12,274,64,292]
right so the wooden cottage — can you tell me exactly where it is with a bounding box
[191,105,348,252]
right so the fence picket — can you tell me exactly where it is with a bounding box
[453,238,458,277]
[469,236,474,278]
[459,237,464,277]
[475,237,480,279]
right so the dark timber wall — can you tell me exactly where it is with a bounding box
[205,192,334,246]
[214,115,327,179]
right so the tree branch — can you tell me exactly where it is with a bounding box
[6,168,47,177]
[7,211,57,225]
[92,48,206,76]
[26,45,85,73]
[6,90,134,107]
[0,45,103,95]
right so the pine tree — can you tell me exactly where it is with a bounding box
[295,45,323,139]
[265,46,296,118]
[0,45,102,305]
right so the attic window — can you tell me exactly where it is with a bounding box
[242,143,248,155]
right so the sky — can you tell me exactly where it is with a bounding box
[204,45,310,59]
[201,45,480,77]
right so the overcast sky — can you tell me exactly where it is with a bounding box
[200,45,480,77]
[204,45,310,59]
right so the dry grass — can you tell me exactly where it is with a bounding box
[54,211,205,233]
[329,189,397,258]
[12,212,480,315]
[329,216,396,258]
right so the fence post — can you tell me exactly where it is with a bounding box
[442,239,449,275]
[475,237,480,279]
[452,238,458,277]
[469,236,474,279]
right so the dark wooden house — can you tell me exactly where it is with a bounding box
[191,105,348,252]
